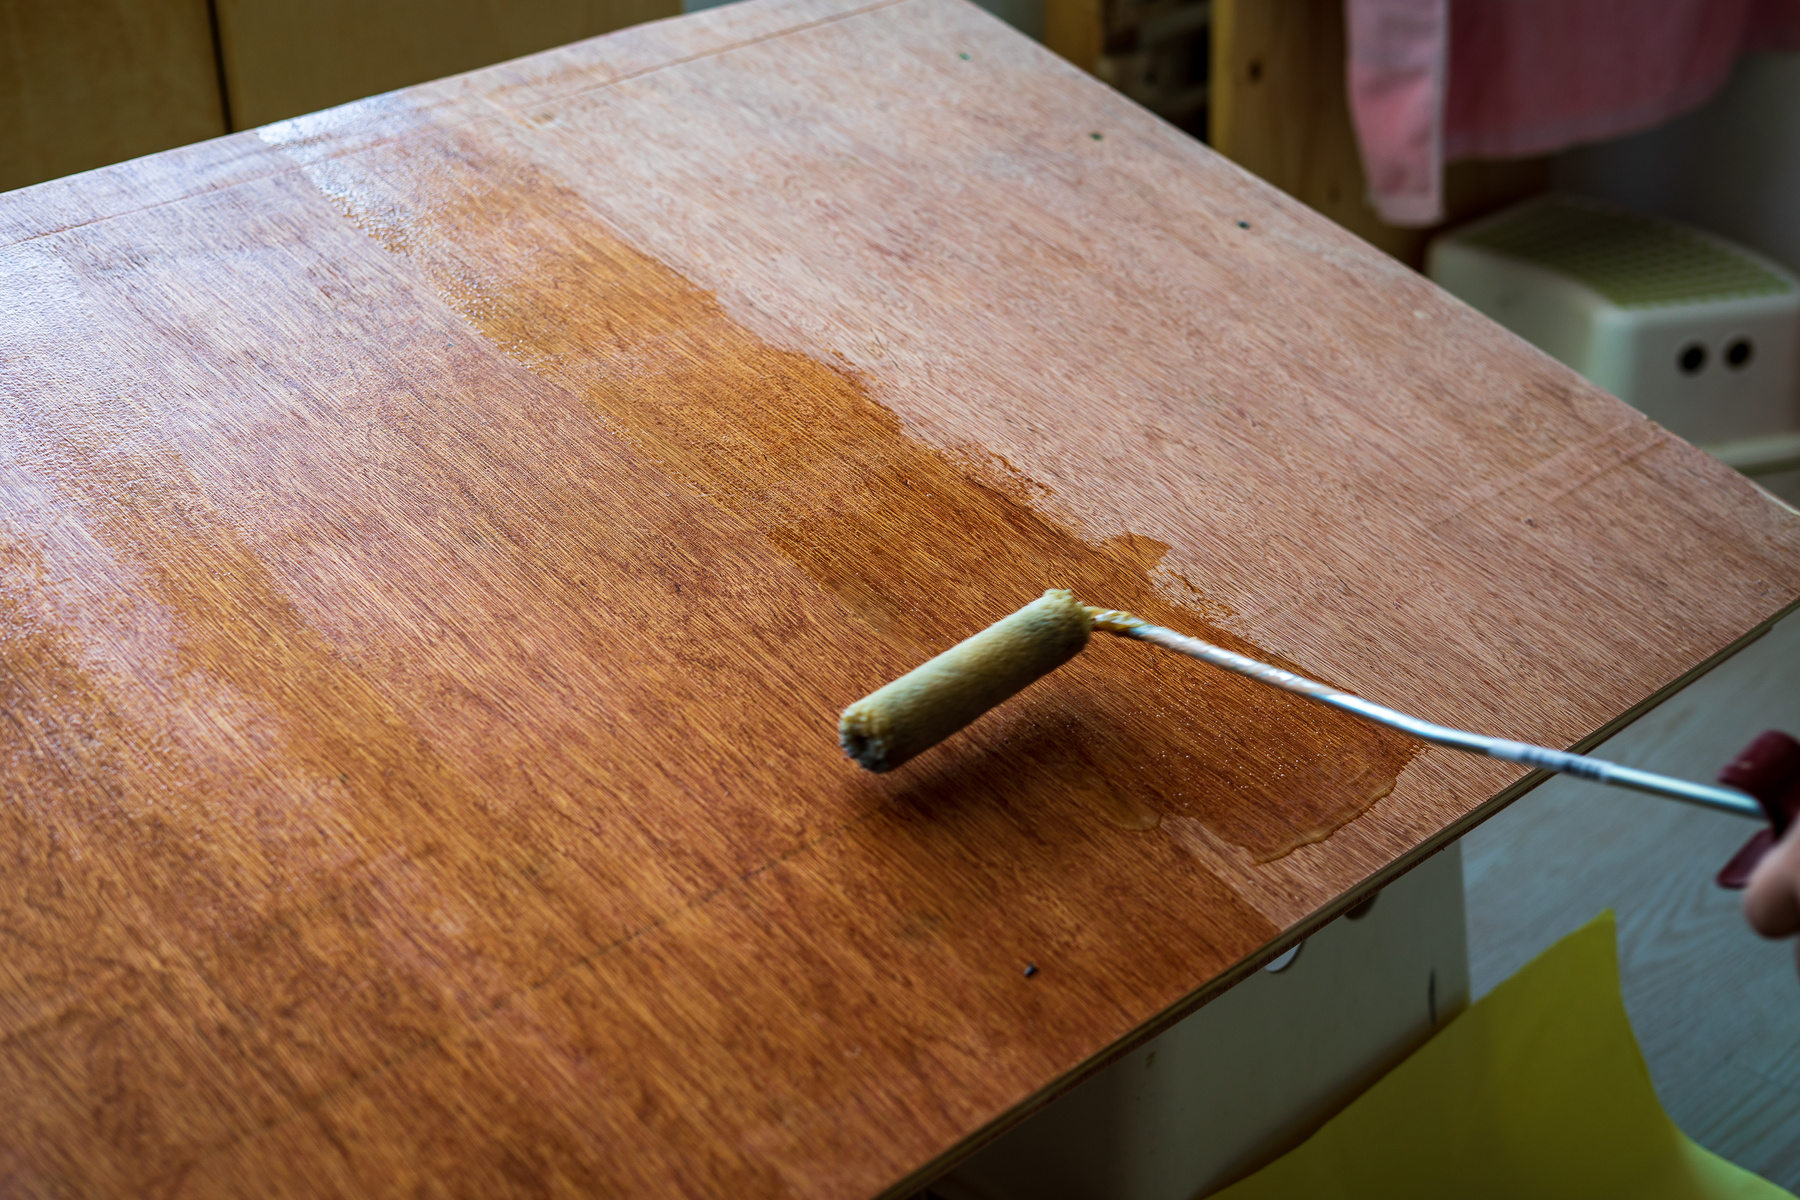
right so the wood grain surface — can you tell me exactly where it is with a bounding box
[2,0,1798,1195]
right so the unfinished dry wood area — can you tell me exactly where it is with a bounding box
[2,0,1797,1195]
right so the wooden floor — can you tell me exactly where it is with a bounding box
[1464,605,1800,1190]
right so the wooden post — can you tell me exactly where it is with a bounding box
[1211,0,1548,267]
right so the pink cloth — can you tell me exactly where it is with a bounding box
[1346,0,1800,226]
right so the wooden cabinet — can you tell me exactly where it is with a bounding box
[0,0,676,194]
[213,0,678,129]
[1044,0,1105,75]
[0,0,226,193]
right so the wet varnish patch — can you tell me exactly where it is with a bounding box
[292,124,1420,861]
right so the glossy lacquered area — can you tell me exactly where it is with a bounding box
[3,1,1798,1195]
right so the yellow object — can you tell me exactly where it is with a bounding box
[1212,912,1793,1200]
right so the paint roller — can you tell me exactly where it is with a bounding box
[838,589,1764,821]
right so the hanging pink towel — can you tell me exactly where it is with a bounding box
[1345,0,1800,226]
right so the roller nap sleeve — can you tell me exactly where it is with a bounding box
[838,589,1092,773]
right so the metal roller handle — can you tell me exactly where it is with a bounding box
[1089,612,1762,821]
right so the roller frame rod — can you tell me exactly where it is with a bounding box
[1109,620,1763,821]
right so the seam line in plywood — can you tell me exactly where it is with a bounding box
[475,0,916,118]
[1423,418,1670,530]
[0,0,914,253]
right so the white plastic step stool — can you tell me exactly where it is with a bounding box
[1428,196,1800,451]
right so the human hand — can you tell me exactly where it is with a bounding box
[1722,730,1800,973]
[1746,821,1800,972]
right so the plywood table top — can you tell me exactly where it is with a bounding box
[4,1,1798,1194]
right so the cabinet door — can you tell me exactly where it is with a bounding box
[215,0,681,130]
[0,0,226,193]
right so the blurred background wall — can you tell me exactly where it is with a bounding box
[1557,52,1800,279]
